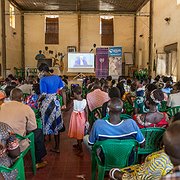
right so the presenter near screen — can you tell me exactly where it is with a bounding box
[73,55,88,67]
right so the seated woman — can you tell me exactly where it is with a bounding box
[133,83,157,114]
[109,149,173,180]
[0,122,20,180]
[134,89,169,128]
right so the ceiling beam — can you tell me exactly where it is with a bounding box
[8,0,22,11]
[22,10,136,15]
[136,0,150,13]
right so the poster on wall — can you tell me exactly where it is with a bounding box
[96,48,109,78]
[156,53,166,75]
[108,47,122,78]
[124,52,133,65]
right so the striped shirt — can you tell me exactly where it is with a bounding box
[88,119,145,145]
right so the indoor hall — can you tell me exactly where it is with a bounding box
[0,0,180,180]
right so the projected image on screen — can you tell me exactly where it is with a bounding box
[68,53,94,68]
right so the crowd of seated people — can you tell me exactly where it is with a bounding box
[0,73,180,179]
[82,75,180,179]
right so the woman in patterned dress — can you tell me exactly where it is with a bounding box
[38,63,66,153]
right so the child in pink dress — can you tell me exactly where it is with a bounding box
[68,86,88,154]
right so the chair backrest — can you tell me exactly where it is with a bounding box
[93,139,137,170]
[159,101,167,112]
[139,128,166,154]
[0,154,25,179]
[90,107,102,125]
[167,106,180,118]
[57,94,63,106]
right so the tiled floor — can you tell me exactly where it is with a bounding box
[26,102,92,180]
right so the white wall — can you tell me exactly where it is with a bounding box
[5,1,22,75]
[153,0,180,80]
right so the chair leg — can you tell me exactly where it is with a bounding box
[19,157,25,180]
[29,134,36,175]
[91,155,97,180]
[97,166,105,180]
[30,144,36,175]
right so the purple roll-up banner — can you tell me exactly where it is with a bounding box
[95,48,109,78]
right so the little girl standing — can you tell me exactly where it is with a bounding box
[68,86,88,155]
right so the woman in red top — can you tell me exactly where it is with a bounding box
[134,89,169,128]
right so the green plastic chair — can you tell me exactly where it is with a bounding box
[89,107,102,126]
[36,118,43,129]
[138,127,165,155]
[91,139,138,180]
[159,101,167,112]
[0,154,25,180]
[57,94,63,106]
[123,101,134,115]
[16,132,36,175]
[167,106,180,118]
[32,108,42,129]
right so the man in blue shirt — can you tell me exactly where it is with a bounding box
[84,98,145,150]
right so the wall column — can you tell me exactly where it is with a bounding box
[1,0,6,77]
[77,13,81,52]
[148,0,153,75]
[21,13,25,69]
[133,15,137,65]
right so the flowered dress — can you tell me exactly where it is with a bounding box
[119,150,173,180]
[133,96,148,114]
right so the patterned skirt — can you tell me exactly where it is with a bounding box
[40,94,63,135]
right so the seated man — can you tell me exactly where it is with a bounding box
[0,88,47,168]
[162,121,180,179]
[86,81,110,112]
[84,98,145,151]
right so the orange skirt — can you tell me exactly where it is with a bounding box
[68,111,86,140]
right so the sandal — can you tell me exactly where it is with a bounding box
[36,161,48,169]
